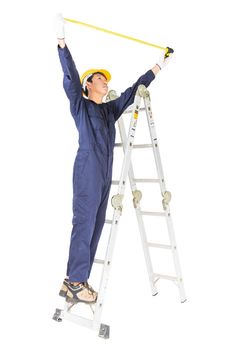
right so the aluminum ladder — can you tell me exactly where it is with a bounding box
[52,85,186,339]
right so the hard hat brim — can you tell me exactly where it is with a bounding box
[80,69,111,85]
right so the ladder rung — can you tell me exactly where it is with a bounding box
[148,242,172,249]
[141,211,166,217]
[133,144,152,148]
[124,107,146,114]
[94,259,105,265]
[111,180,120,185]
[114,142,123,147]
[105,219,113,224]
[153,273,178,282]
[114,143,152,149]
[134,178,160,183]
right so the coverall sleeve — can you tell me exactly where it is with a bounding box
[109,69,155,122]
[58,45,83,118]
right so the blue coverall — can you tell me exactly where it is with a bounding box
[58,45,155,282]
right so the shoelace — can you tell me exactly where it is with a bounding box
[83,282,96,295]
[69,281,96,296]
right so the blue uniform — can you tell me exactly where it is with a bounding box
[58,45,155,282]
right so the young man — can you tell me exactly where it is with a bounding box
[55,14,172,304]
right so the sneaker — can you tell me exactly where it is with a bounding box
[59,279,98,300]
[66,282,98,304]
[83,282,98,299]
[59,278,69,297]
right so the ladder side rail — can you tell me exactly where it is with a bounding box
[143,93,166,194]
[93,89,142,327]
[117,112,158,296]
[144,92,186,302]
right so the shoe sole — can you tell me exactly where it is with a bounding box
[59,281,98,303]
[59,290,67,297]
[65,295,97,304]
[59,282,68,297]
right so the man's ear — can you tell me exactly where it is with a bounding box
[86,81,92,91]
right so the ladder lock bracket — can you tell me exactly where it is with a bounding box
[137,84,149,98]
[132,190,142,208]
[162,191,171,210]
[111,194,124,212]
[106,89,118,101]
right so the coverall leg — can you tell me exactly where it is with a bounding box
[88,175,112,279]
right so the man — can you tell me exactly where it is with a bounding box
[55,14,172,304]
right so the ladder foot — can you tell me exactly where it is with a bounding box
[52,308,63,322]
[181,299,187,303]
[99,324,110,339]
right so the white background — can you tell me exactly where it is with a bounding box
[0,0,233,348]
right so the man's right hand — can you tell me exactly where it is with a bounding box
[55,13,65,39]
[156,51,173,70]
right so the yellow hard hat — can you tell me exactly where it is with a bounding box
[80,69,111,87]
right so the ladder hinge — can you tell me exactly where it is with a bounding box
[162,191,172,210]
[111,194,124,212]
[137,84,150,98]
[132,190,142,208]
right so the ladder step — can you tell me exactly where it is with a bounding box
[113,178,160,184]
[133,144,152,148]
[124,107,146,114]
[114,143,153,149]
[111,180,120,185]
[147,242,172,249]
[114,142,123,147]
[153,273,178,282]
[105,219,113,224]
[94,259,105,265]
[134,178,160,183]
[141,211,166,217]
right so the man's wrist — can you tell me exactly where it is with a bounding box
[151,64,161,76]
[58,38,66,48]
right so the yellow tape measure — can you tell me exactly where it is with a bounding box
[64,18,173,56]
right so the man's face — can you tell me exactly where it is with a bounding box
[86,73,108,96]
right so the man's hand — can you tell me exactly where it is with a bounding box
[151,50,173,75]
[55,13,65,40]
[156,51,173,70]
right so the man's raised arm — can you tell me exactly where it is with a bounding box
[108,51,173,122]
[55,14,83,120]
